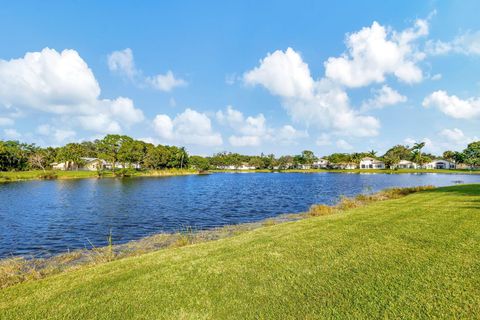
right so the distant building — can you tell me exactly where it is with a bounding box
[51,157,107,171]
[312,159,329,169]
[424,159,455,170]
[360,157,385,169]
[329,162,357,170]
[396,160,419,169]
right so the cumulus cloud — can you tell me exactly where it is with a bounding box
[426,31,480,56]
[325,19,428,87]
[422,90,480,119]
[244,48,314,99]
[405,129,478,153]
[107,48,136,79]
[153,108,222,146]
[361,85,407,110]
[0,48,144,136]
[146,71,187,92]
[37,124,76,143]
[216,105,307,147]
[216,106,269,147]
[243,48,380,137]
[108,48,187,92]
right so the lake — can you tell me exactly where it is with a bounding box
[1,172,479,258]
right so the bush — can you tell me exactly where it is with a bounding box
[39,171,58,180]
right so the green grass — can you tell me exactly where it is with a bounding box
[214,168,480,174]
[1,184,479,319]
[0,168,197,183]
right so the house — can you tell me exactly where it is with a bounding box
[51,157,106,171]
[396,160,419,169]
[360,157,385,169]
[297,164,312,170]
[312,159,329,169]
[216,165,237,170]
[237,163,256,170]
[329,162,357,170]
[81,157,107,171]
[424,159,456,170]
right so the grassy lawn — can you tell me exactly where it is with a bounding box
[1,184,480,319]
[0,168,197,183]
[213,168,480,174]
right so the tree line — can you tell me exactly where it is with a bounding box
[1,135,479,172]
[0,135,188,172]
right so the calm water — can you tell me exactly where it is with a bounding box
[1,172,479,258]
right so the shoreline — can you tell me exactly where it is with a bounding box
[1,167,479,184]
[0,185,437,289]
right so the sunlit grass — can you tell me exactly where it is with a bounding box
[1,184,480,318]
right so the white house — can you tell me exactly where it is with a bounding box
[51,157,107,171]
[237,163,256,170]
[424,159,456,170]
[360,157,386,169]
[312,159,329,169]
[397,160,419,169]
[329,162,357,170]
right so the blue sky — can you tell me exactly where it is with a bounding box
[0,1,479,156]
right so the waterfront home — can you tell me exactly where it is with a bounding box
[359,157,386,169]
[329,162,357,170]
[237,163,256,170]
[424,159,456,169]
[51,157,106,171]
[312,159,329,169]
[397,160,419,169]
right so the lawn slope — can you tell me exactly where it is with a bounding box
[1,185,480,319]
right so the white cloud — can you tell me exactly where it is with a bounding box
[431,73,442,81]
[426,31,480,56]
[325,19,428,87]
[0,48,144,136]
[361,85,407,110]
[439,128,478,148]
[243,48,380,137]
[405,129,478,154]
[275,125,308,145]
[107,48,136,79]
[108,48,187,92]
[0,117,13,126]
[106,97,144,126]
[216,106,269,147]
[146,71,187,92]
[0,48,100,113]
[336,139,353,150]
[216,106,307,147]
[3,128,21,139]
[244,48,314,98]
[37,124,76,143]
[153,108,222,146]
[423,90,480,119]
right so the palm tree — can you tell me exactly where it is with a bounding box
[368,150,377,157]
[412,142,426,164]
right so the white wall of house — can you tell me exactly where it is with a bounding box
[359,158,385,169]
[424,160,455,169]
[397,160,419,169]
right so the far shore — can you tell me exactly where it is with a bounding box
[1,167,480,183]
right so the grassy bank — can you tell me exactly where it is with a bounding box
[1,184,480,318]
[214,168,480,174]
[0,168,197,183]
